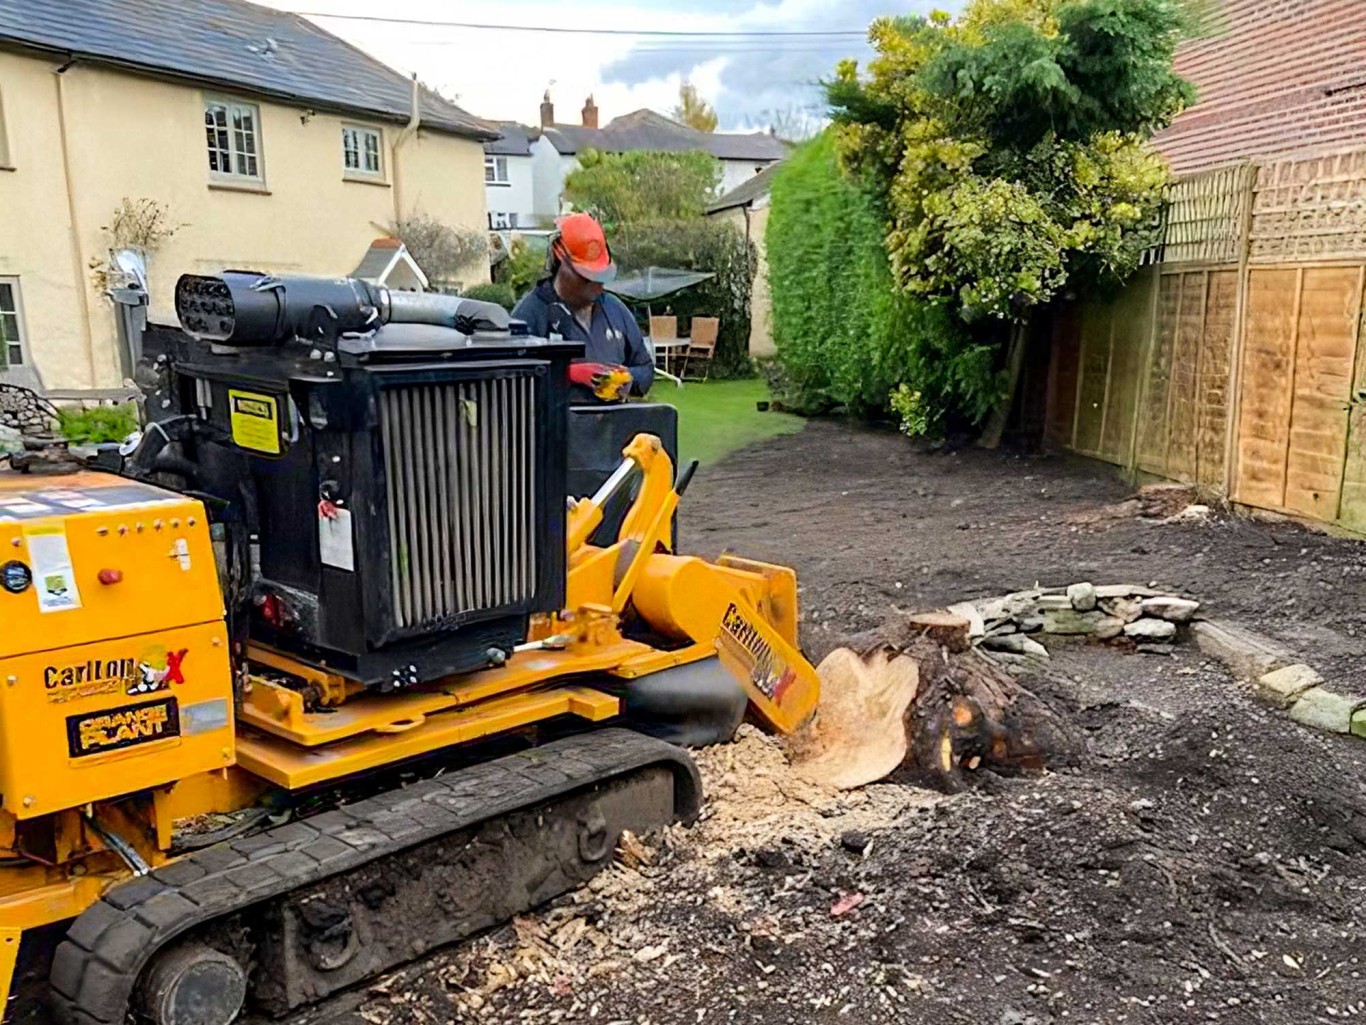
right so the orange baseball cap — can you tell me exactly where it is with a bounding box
[555,213,617,283]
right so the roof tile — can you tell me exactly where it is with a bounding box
[0,0,496,140]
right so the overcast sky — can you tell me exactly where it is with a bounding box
[266,0,953,132]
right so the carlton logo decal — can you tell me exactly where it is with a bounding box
[717,603,796,704]
[44,646,189,702]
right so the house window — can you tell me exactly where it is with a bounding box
[204,98,262,181]
[485,155,509,184]
[343,125,383,178]
[489,211,517,229]
[0,278,27,368]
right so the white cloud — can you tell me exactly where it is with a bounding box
[263,1,953,130]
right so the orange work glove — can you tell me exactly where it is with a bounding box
[570,361,632,402]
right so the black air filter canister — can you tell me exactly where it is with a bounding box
[175,272,382,344]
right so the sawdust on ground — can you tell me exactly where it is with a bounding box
[351,724,937,1023]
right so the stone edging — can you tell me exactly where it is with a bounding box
[1192,620,1366,738]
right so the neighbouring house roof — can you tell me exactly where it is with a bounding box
[707,161,784,214]
[1153,0,1366,175]
[541,109,789,162]
[350,237,429,291]
[485,123,536,157]
[0,0,497,141]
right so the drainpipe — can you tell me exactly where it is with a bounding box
[390,74,421,225]
[53,58,99,386]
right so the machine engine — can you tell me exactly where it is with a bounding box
[143,272,582,689]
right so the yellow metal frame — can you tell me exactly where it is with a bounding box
[0,434,823,1006]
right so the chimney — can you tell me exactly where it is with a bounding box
[581,95,599,129]
[540,89,555,128]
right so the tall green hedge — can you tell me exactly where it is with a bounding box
[767,132,998,426]
[610,219,756,378]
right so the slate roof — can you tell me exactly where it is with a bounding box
[485,123,536,157]
[0,0,496,140]
[707,160,784,214]
[541,109,789,162]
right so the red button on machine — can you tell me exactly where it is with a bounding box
[97,569,124,585]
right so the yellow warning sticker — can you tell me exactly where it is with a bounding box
[228,389,282,455]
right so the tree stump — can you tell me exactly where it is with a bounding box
[794,611,1082,791]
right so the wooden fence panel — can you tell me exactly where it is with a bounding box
[1137,273,1184,474]
[1235,269,1301,508]
[1196,269,1239,487]
[1283,266,1361,520]
[1100,273,1154,464]
[1073,300,1112,455]
[1046,304,1081,448]
[1338,300,1366,530]
[1167,271,1208,479]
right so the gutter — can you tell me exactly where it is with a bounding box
[51,55,99,385]
[390,74,421,223]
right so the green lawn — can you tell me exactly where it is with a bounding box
[647,378,803,466]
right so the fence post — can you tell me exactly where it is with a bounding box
[1221,163,1257,502]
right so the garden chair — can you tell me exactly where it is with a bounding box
[682,317,719,382]
[0,383,69,472]
[648,315,685,374]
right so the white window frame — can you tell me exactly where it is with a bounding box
[342,123,384,180]
[489,211,517,230]
[204,96,264,183]
[485,155,509,185]
[0,277,29,369]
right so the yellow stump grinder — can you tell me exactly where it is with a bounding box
[0,274,820,1024]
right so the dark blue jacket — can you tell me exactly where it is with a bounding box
[512,280,655,396]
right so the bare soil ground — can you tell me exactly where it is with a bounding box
[305,420,1366,1025]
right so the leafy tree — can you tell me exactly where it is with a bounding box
[563,149,720,226]
[672,81,718,133]
[827,0,1192,443]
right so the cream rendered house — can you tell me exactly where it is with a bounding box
[0,0,496,391]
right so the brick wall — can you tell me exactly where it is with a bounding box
[1153,0,1366,175]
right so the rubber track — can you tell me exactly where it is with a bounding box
[48,729,701,1025]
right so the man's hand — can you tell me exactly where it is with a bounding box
[570,361,633,402]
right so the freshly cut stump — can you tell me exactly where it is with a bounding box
[797,611,1081,790]
[794,648,921,789]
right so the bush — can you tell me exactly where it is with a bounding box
[766,132,998,429]
[565,150,721,226]
[461,281,516,311]
[58,403,139,444]
[609,219,756,378]
[502,239,547,299]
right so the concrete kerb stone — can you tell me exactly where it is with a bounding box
[1256,664,1322,709]
[1191,620,1295,680]
[1288,687,1366,735]
[1192,620,1366,741]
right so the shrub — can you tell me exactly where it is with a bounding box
[391,213,488,287]
[565,150,721,226]
[609,219,756,378]
[503,238,547,299]
[58,404,139,445]
[461,281,516,311]
[766,132,997,428]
